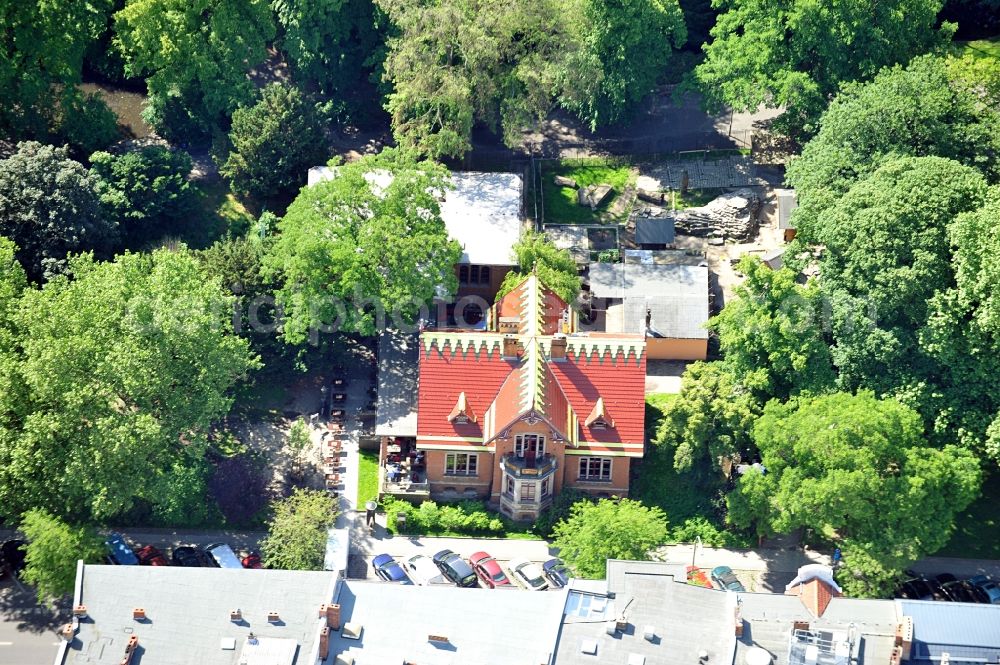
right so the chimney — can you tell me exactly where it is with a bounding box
[73,605,88,618]
[326,603,341,630]
[897,617,913,661]
[60,623,75,641]
[502,334,521,358]
[122,635,139,665]
[319,626,330,659]
[132,608,146,621]
[550,334,567,361]
[267,611,280,623]
[230,609,242,623]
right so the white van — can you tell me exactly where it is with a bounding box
[403,554,450,586]
[205,543,243,569]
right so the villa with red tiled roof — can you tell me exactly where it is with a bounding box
[384,273,646,520]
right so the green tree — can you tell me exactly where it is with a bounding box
[260,488,337,570]
[922,188,1000,458]
[496,230,581,305]
[19,510,105,602]
[813,157,987,398]
[115,0,276,136]
[710,256,834,401]
[786,56,1000,236]
[0,249,257,522]
[0,0,112,140]
[558,0,687,128]
[0,142,116,280]
[694,0,951,134]
[220,84,328,200]
[91,147,197,249]
[553,498,669,578]
[54,88,121,158]
[654,362,759,474]
[265,149,461,342]
[378,0,577,157]
[729,392,981,597]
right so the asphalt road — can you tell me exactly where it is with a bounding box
[0,577,66,665]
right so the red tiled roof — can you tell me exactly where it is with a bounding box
[786,578,841,617]
[417,275,646,447]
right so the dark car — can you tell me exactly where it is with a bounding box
[969,575,1000,604]
[242,552,263,569]
[171,546,216,568]
[543,558,570,588]
[935,573,958,586]
[941,580,987,603]
[105,533,139,565]
[135,545,169,566]
[372,554,412,584]
[0,539,27,576]
[710,565,746,592]
[469,551,511,589]
[432,549,478,588]
[896,576,942,601]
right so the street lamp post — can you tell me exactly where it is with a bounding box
[691,535,702,568]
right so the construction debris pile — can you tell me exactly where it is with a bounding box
[672,189,761,240]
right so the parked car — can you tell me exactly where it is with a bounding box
[171,546,216,567]
[403,554,449,586]
[135,545,169,566]
[105,533,139,565]
[542,558,570,588]
[935,573,958,586]
[205,543,243,569]
[968,575,1000,604]
[432,550,478,588]
[895,576,942,601]
[0,539,26,577]
[710,565,746,592]
[372,554,412,584]
[469,551,511,589]
[509,558,549,591]
[241,551,263,569]
[940,580,987,603]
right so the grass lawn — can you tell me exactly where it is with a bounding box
[934,470,1000,558]
[954,36,1000,60]
[542,158,635,225]
[673,187,723,210]
[358,449,380,507]
[182,179,256,249]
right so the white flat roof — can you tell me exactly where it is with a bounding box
[308,167,522,266]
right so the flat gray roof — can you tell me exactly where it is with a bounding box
[593,264,709,340]
[546,225,590,264]
[65,565,335,665]
[554,560,735,665]
[775,188,797,229]
[635,218,675,245]
[375,330,419,437]
[899,600,1000,664]
[329,580,567,665]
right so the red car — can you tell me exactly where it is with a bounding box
[469,551,511,589]
[242,552,263,569]
[135,545,169,566]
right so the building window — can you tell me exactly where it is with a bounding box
[515,434,545,458]
[506,476,515,495]
[521,483,536,501]
[445,453,478,476]
[579,457,612,481]
[480,266,490,284]
[459,265,469,284]
[459,264,491,285]
[541,478,550,497]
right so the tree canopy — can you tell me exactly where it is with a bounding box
[0,248,258,522]
[553,498,669,578]
[0,142,116,280]
[91,146,197,249]
[260,488,337,570]
[265,149,461,342]
[496,230,581,305]
[728,392,980,597]
[220,83,329,200]
[19,510,105,601]
[115,0,276,134]
[694,0,951,133]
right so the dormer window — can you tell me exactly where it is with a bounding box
[447,392,476,424]
[585,397,614,430]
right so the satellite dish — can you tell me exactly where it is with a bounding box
[745,646,772,665]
